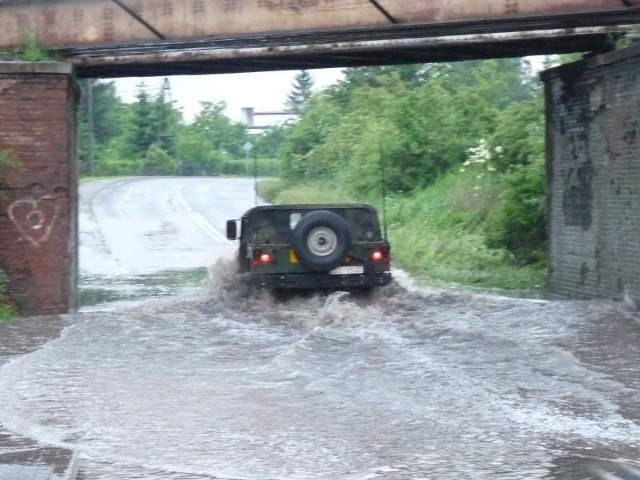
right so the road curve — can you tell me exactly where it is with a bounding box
[79,176,259,276]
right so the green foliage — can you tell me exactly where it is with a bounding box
[260,173,546,294]
[258,178,356,204]
[0,150,17,174]
[219,160,246,176]
[485,157,547,265]
[78,82,254,178]
[153,87,181,155]
[325,64,429,109]
[612,26,640,49]
[78,80,129,174]
[14,32,55,61]
[0,269,17,321]
[130,84,158,157]
[253,158,281,177]
[178,127,227,175]
[277,95,343,179]
[253,124,288,158]
[0,304,17,322]
[140,144,178,176]
[490,93,544,172]
[0,150,21,193]
[482,88,547,264]
[70,59,548,292]
[266,59,548,292]
[285,70,315,114]
[191,102,249,158]
[92,137,139,176]
[277,59,539,196]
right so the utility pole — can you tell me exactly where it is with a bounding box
[160,77,182,174]
[85,79,95,176]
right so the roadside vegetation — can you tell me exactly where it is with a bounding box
[0,151,18,320]
[0,56,555,311]
[3,36,640,314]
[259,60,548,295]
[0,269,16,321]
[77,80,280,178]
[78,59,549,295]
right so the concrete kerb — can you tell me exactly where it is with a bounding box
[0,441,79,480]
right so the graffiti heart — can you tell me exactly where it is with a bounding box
[8,195,61,247]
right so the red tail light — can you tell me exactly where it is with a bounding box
[370,248,390,263]
[259,252,272,263]
[252,249,276,269]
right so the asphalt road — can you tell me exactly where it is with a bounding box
[79,176,258,276]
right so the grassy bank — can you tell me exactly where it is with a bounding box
[0,268,17,321]
[258,170,547,296]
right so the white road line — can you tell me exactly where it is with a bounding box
[178,196,232,245]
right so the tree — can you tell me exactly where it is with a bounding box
[191,101,249,159]
[130,83,157,158]
[78,80,127,174]
[140,144,178,176]
[342,64,428,89]
[276,58,543,195]
[485,157,546,265]
[277,93,342,179]
[253,124,288,159]
[177,126,228,175]
[490,92,544,172]
[153,86,181,155]
[285,70,314,114]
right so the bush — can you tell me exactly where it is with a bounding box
[0,268,17,321]
[254,157,281,177]
[485,157,546,265]
[258,174,546,293]
[139,144,178,176]
[94,157,138,176]
[219,160,246,176]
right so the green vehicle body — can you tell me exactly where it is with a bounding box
[226,204,392,291]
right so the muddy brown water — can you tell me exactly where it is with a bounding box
[1,261,639,479]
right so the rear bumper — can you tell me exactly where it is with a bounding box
[247,272,392,290]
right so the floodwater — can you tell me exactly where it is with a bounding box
[1,177,640,479]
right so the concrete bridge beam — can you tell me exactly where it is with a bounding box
[0,0,637,49]
[0,62,78,316]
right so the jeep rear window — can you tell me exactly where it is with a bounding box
[246,207,381,243]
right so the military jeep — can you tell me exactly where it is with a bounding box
[226,204,392,291]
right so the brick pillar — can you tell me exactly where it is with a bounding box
[542,44,640,308]
[0,62,78,315]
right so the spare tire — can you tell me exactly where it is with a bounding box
[292,210,351,271]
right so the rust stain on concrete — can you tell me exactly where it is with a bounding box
[0,0,637,48]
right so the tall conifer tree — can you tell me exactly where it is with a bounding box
[285,70,314,114]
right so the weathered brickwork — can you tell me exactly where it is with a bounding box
[542,44,640,307]
[0,63,78,315]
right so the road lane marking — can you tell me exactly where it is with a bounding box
[178,196,232,245]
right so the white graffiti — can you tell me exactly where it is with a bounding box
[8,195,61,247]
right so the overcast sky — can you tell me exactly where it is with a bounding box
[114,68,344,126]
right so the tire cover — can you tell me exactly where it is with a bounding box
[292,210,351,271]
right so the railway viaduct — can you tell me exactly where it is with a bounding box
[0,0,640,314]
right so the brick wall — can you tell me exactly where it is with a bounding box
[0,62,78,315]
[542,44,640,307]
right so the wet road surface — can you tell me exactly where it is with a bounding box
[1,177,640,479]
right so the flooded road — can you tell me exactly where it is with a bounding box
[1,177,640,479]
